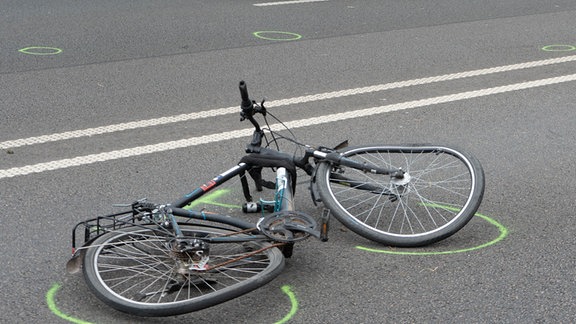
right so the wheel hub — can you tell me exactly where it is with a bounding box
[390,172,412,196]
[170,239,210,273]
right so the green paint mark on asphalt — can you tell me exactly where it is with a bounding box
[275,285,298,324]
[19,46,63,55]
[541,44,576,52]
[47,283,94,324]
[356,205,508,255]
[253,31,302,41]
[48,281,296,323]
[184,189,241,210]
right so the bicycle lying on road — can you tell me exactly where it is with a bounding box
[67,81,485,317]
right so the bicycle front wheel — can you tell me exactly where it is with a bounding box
[316,145,485,247]
[83,224,285,316]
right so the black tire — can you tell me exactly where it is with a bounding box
[316,145,485,246]
[83,224,284,316]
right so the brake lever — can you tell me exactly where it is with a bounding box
[255,99,267,116]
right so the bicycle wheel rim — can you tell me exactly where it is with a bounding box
[318,145,484,246]
[83,225,284,316]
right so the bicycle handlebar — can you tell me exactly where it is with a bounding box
[239,81,263,149]
[239,81,253,112]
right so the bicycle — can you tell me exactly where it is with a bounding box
[66,81,485,317]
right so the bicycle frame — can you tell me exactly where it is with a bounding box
[70,162,294,254]
[67,81,484,317]
[70,80,404,258]
[169,162,296,232]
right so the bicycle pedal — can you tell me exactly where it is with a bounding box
[320,208,331,242]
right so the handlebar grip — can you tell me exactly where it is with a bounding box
[239,81,252,109]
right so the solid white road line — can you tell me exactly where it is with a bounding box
[2,55,576,150]
[2,73,576,179]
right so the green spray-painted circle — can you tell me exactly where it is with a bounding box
[275,285,299,324]
[48,282,297,323]
[19,46,63,55]
[46,283,94,324]
[541,44,576,52]
[253,31,302,41]
[356,211,508,255]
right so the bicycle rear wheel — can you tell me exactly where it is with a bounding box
[316,145,484,247]
[83,224,284,316]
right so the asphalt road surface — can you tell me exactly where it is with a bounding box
[1,1,576,323]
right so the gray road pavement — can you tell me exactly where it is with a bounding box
[1,1,576,323]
